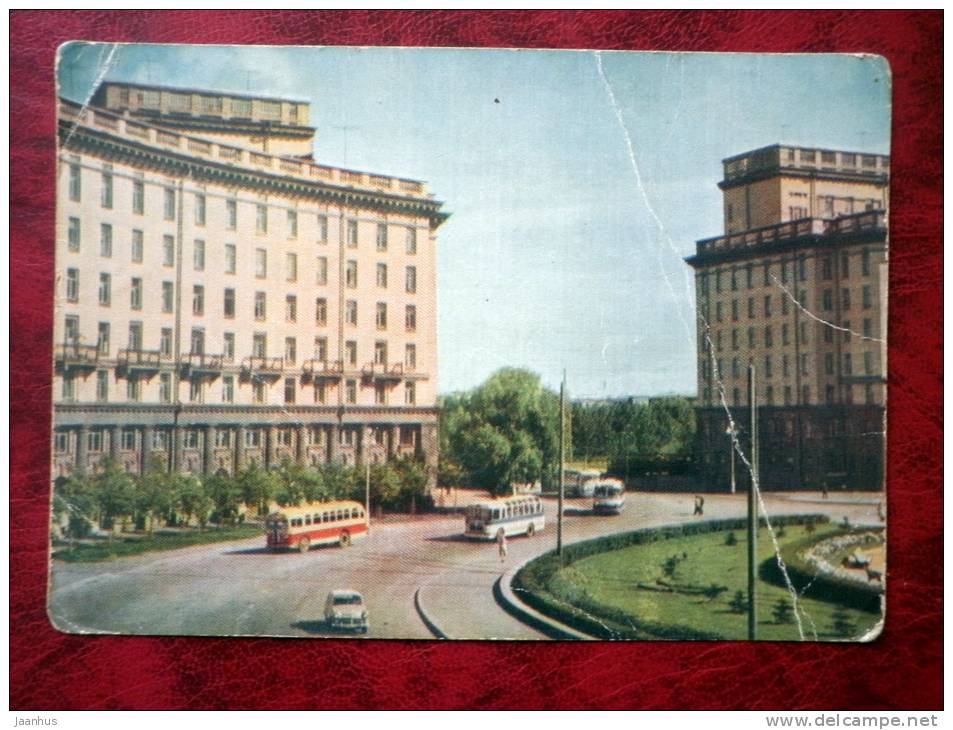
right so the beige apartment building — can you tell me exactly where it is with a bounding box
[53,81,447,487]
[686,144,888,491]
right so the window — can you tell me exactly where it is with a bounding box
[120,428,136,451]
[316,256,328,285]
[782,354,790,377]
[716,302,723,322]
[865,384,875,405]
[130,278,143,310]
[747,297,755,319]
[314,337,327,362]
[375,383,388,405]
[746,264,754,289]
[346,300,357,326]
[66,269,79,302]
[781,323,789,346]
[256,203,268,234]
[284,377,296,404]
[98,273,111,306]
[862,285,873,309]
[731,300,739,321]
[190,327,205,356]
[62,374,76,401]
[764,356,773,378]
[345,340,357,366]
[245,429,262,448]
[764,325,773,347]
[287,209,298,239]
[798,256,807,282]
[377,263,388,288]
[825,353,834,375]
[254,292,267,320]
[286,252,297,282]
[160,328,173,357]
[127,377,141,402]
[162,281,174,313]
[253,333,267,358]
[224,288,235,318]
[227,199,237,230]
[802,385,811,405]
[315,298,327,326]
[762,262,771,286]
[192,285,204,316]
[346,379,357,404]
[223,332,235,361]
[67,217,81,252]
[285,337,297,365]
[825,385,835,405]
[152,429,169,450]
[97,322,110,356]
[224,244,236,274]
[189,381,203,404]
[376,302,387,330]
[731,269,738,291]
[405,266,417,293]
[843,321,852,343]
[253,382,266,404]
[68,157,81,201]
[100,223,112,257]
[286,294,297,322]
[405,344,416,371]
[255,248,267,278]
[862,249,871,276]
[374,341,388,365]
[800,353,809,375]
[716,331,723,352]
[222,376,235,403]
[864,352,874,374]
[747,327,755,349]
[101,165,113,209]
[764,295,772,318]
[347,219,358,247]
[317,214,328,243]
[164,187,176,221]
[195,193,206,226]
[169,92,191,112]
[822,255,833,280]
[346,260,358,288]
[163,235,175,266]
[863,318,873,339]
[193,240,205,271]
[844,353,853,375]
[406,305,417,332]
[96,369,109,402]
[87,429,103,452]
[716,271,722,293]
[822,289,833,311]
[314,381,326,404]
[406,226,417,254]
[842,288,851,311]
[841,251,850,278]
[376,223,388,251]
[215,428,232,448]
[131,229,143,263]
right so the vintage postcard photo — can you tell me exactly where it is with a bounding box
[49,44,888,641]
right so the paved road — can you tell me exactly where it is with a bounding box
[48,491,883,639]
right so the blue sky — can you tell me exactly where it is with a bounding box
[59,44,891,398]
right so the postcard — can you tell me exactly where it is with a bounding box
[48,44,888,640]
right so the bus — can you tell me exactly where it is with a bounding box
[265,500,368,553]
[592,479,626,514]
[464,495,545,540]
[564,468,602,497]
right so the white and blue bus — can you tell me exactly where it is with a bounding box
[464,495,545,540]
[592,479,626,514]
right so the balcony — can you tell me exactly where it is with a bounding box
[117,349,163,375]
[361,362,404,383]
[180,353,224,379]
[55,342,99,372]
[302,359,343,382]
[241,356,285,381]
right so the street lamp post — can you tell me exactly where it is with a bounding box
[726,424,738,494]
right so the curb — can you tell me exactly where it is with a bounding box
[413,586,449,639]
[493,562,596,641]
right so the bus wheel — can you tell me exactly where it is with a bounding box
[339,531,351,548]
[297,538,310,553]
[526,522,535,537]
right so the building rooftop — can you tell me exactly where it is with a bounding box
[720,143,890,189]
[91,79,310,105]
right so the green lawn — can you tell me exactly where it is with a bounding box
[549,525,881,641]
[53,524,263,562]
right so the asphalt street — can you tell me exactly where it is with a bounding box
[48,491,883,640]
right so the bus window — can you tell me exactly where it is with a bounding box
[305,515,312,525]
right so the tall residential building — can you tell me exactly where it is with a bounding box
[53,81,447,486]
[686,144,888,491]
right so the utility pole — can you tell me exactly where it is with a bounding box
[747,363,759,641]
[557,370,566,557]
[365,462,371,531]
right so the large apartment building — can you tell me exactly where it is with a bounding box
[686,144,888,491]
[53,81,447,487]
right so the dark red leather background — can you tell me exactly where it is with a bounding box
[10,10,942,710]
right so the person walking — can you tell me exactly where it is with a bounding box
[693,495,705,516]
[497,529,508,562]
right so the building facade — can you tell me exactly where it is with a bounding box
[53,81,447,487]
[686,144,888,491]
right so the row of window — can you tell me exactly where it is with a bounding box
[62,370,418,407]
[710,321,809,352]
[67,159,420,252]
[698,250,877,296]
[701,382,879,407]
[702,350,878,381]
[54,422,417,455]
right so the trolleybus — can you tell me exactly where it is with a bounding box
[592,479,626,514]
[265,500,368,552]
[464,494,545,540]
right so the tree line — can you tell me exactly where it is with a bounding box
[438,368,696,493]
[53,456,430,538]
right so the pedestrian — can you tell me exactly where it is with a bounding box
[497,530,508,562]
[693,495,705,516]
[821,483,829,499]
[877,500,885,522]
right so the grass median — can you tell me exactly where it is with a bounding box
[53,524,263,562]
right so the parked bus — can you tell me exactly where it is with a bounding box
[564,468,602,497]
[266,500,368,553]
[464,495,545,540]
[591,479,626,514]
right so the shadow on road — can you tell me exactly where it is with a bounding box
[291,620,367,636]
[425,534,473,543]
[222,546,282,555]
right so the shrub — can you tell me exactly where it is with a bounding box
[724,531,738,546]
[773,598,794,624]
[729,590,747,614]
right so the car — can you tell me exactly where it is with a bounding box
[324,589,369,633]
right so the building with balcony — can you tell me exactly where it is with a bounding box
[53,81,447,487]
[686,144,888,491]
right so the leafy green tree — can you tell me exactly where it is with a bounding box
[236,464,278,517]
[831,608,856,638]
[273,459,325,507]
[204,471,243,525]
[175,474,212,528]
[92,459,137,531]
[53,474,97,539]
[729,590,747,614]
[773,598,794,624]
[136,456,175,535]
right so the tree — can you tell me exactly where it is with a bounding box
[53,473,96,539]
[174,474,212,528]
[236,464,278,517]
[729,590,747,614]
[136,457,176,535]
[773,598,794,624]
[204,470,243,525]
[831,608,856,638]
[92,459,137,532]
